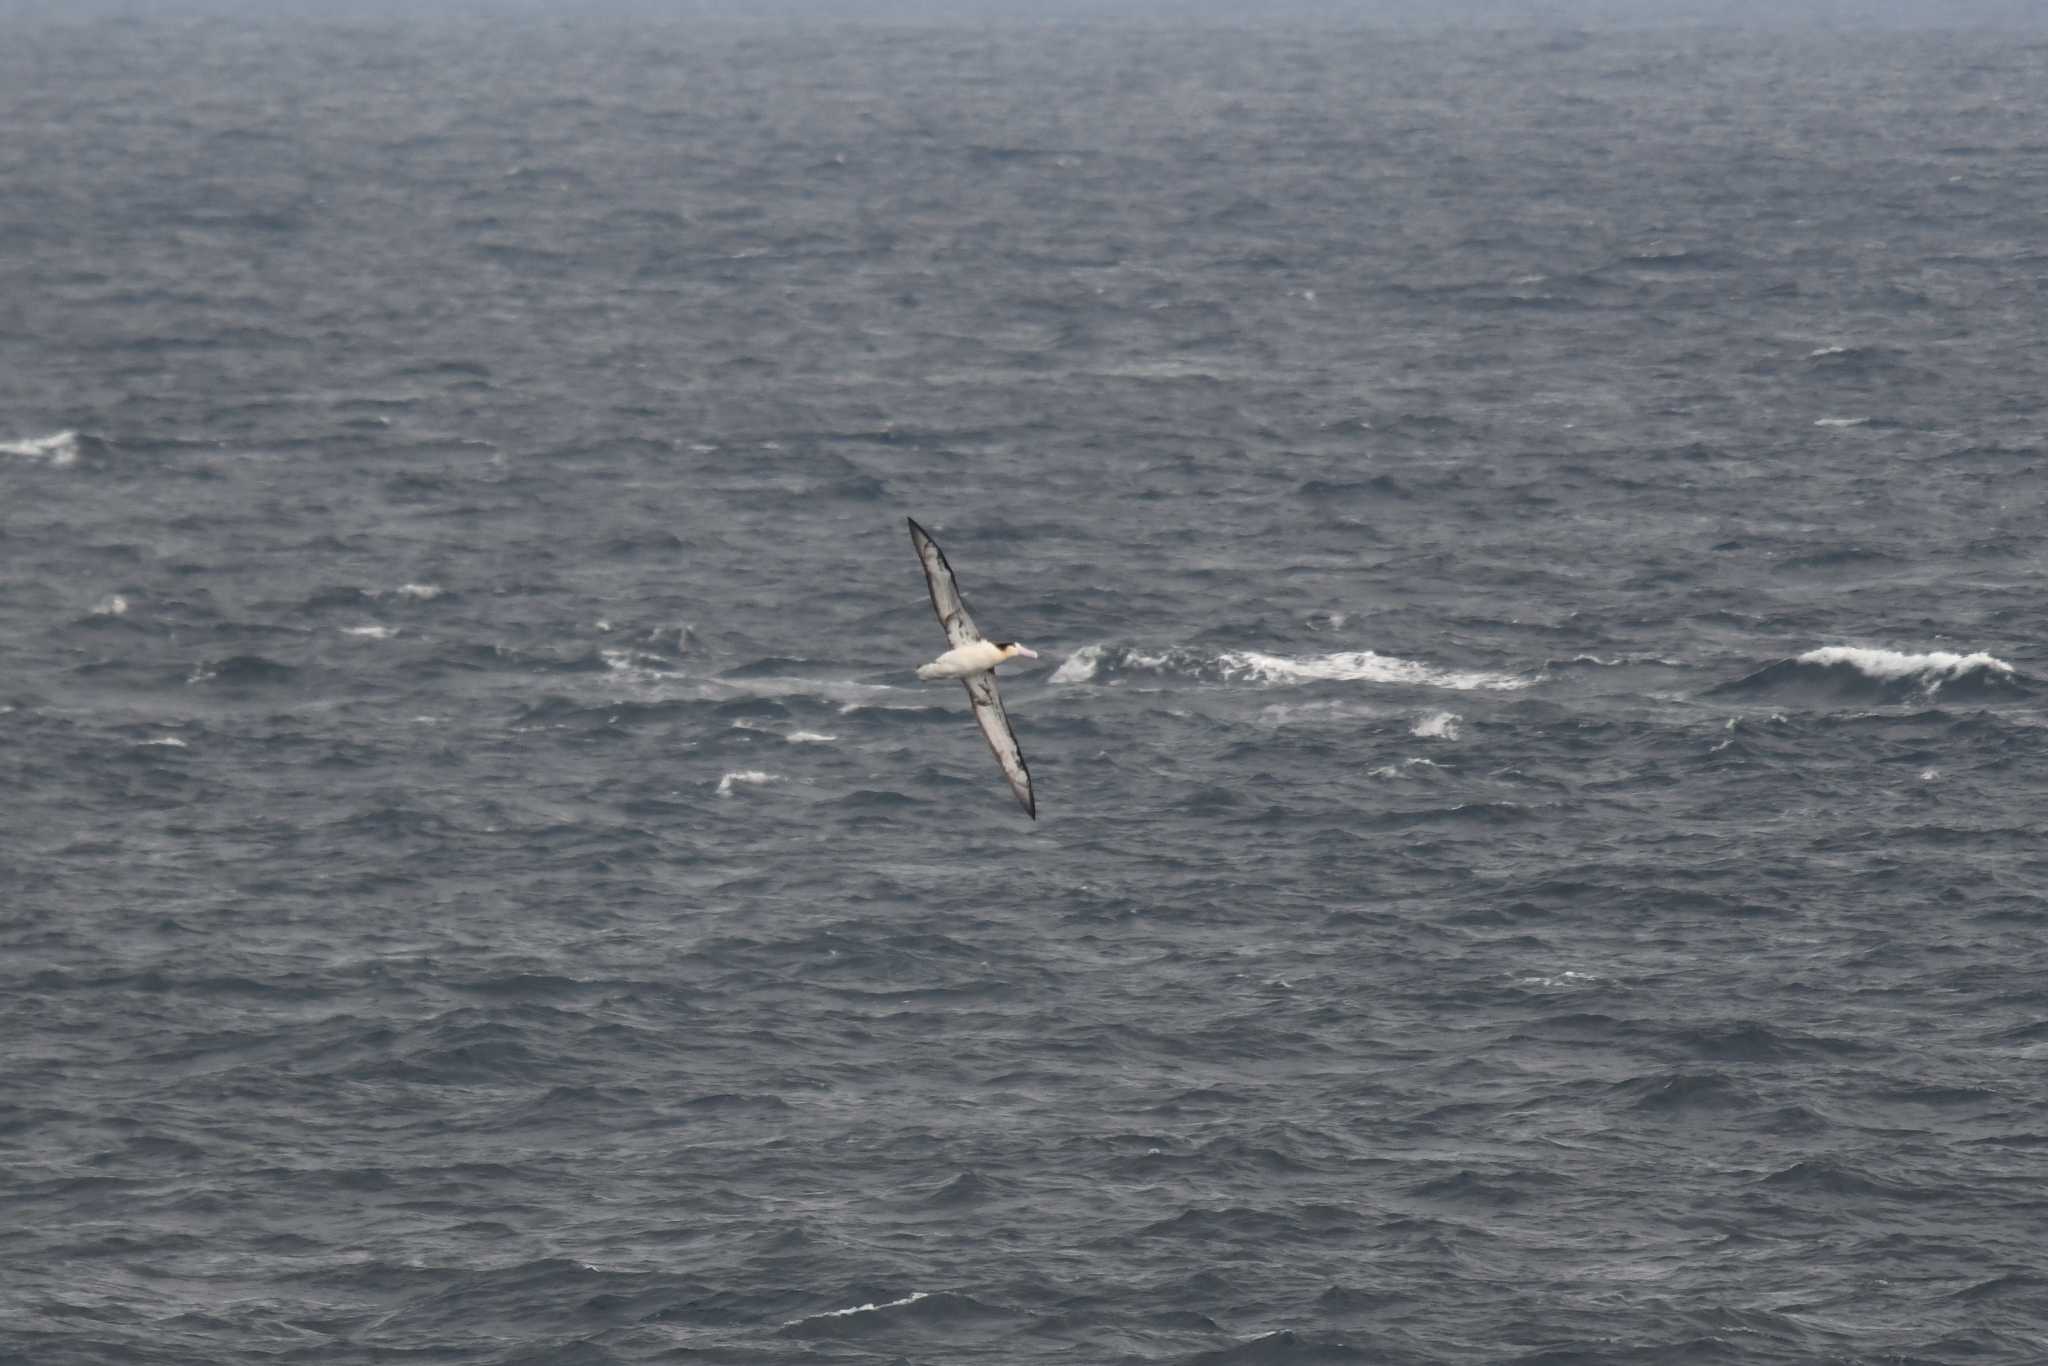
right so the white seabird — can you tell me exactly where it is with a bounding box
[907,517,1039,820]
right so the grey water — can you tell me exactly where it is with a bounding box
[4,11,2048,1365]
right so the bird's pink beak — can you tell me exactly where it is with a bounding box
[1016,645,1039,659]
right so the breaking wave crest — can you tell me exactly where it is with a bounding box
[1712,646,2027,702]
[716,770,782,797]
[1050,643,1531,691]
[1,430,82,466]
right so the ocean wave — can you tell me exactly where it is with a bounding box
[187,654,299,687]
[1170,1329,1374,1365]
[1712,646,2026,702]
[1,430,82,466]
[1759,1157,1939,1202]
[779,1289,1008,1339]
[782,1291,928,1328]
[1049,643,1530,692]
[715,770,781,797]
[1614,1071,1755,1115]
[1410,711,1460,739]
[1368,757,1445,780]
[1805,343,1905,368]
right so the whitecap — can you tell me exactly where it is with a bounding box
[394,582,444,601]
[92,594,130,617]
[1368,757,1441,779]
[838,699,946,716]
[1,430,80,466]
[1517,970,1599,988]
[717,770,781,797]
[1411,711,1461,739]
[140,736,189,748]
[1216,649,1530,691]
[1052,642,1530,691]
[1259,699,1374,726]
[1048,645,1106,684]
[718,675,900,707]
[343,625,398,639]
[1798,645,2013,687]
[1814,417,1869,428]
[786,731,836,744]
[783,1291,928,1326]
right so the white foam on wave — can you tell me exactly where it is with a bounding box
[140,736,189,748]
[1046,644,1185,686]
[1808,345,1850,357]
[717,770,781,797]
[1218,649,1530,691]
[708,675,905,712]
[730,719,838,744]
[1411,711,1461,739]
[1368,757,1442,779]
[1048,645,1108,684]
[343,625,398,639]
[744,676,896,702]
[394,582,444,601]
[1799,645,2013,686]
[784,1291,928,1326]
[1814,416,1869,428]
[2,430,80,466]
[1259,699,1376,726]
[1053,643,1529,691]
[92,594,130,617]
[1517,969,1599,989]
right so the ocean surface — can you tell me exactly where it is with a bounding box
[6,12,2048,1365]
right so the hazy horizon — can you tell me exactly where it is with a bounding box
[2,0,2044,27]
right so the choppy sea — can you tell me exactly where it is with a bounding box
[5,11,2048,1365]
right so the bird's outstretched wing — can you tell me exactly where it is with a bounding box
[963,670,1035,820]
[908,517,983,649]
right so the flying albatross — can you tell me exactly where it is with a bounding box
[907,517,1039,819]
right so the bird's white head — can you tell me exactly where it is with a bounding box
[995,642,1039,661]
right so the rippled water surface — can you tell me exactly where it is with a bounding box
[5,14,2048,1366]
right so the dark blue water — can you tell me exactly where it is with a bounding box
[5,13,2048,1365]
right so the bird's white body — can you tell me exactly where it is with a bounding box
[917,639,1033,680]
